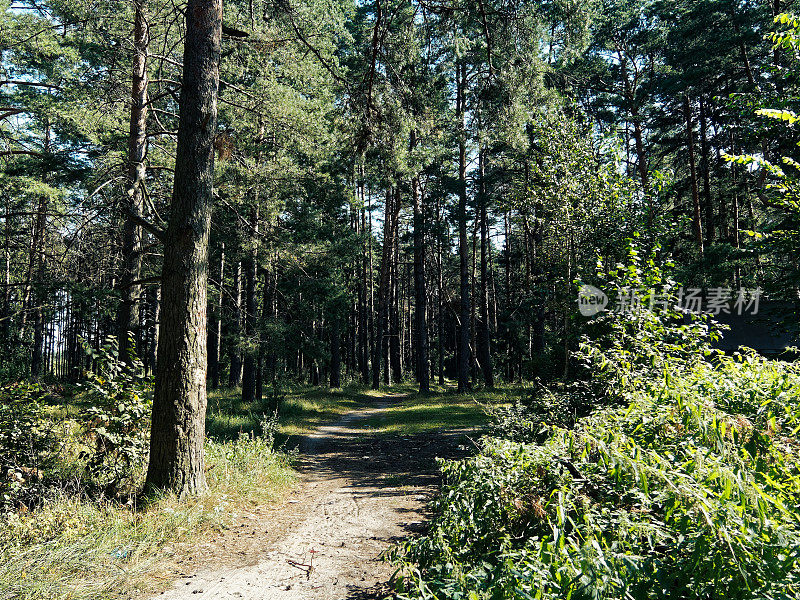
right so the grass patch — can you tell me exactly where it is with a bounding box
[206,382,381,442]
[356,383,518,435]
[1,426,294,600]
[207,381,521,439]
[276,384,381,438]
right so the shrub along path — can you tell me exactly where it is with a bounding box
[150,392,474,599]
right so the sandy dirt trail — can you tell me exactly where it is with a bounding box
[150,394,467,600]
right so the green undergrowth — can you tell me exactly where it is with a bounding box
[393,244,800,599]
[0,432,294,600]
[394,354,800,599]
[0,341,296,600]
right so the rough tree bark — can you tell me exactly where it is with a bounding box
[145,0,221,496]
[118,0,150,362]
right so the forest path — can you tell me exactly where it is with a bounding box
[150,392,470,600]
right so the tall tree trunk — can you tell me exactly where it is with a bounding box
[411,130,429,393]
[389,190,402,384]
[329,317,341,388]
[477,148,493,388]
[504,209,513,381]
[617,49,649,194]
[436,194,444,386]
[470,203,478,382]
[522,214,544,357]
[456,61,471,393]
[732,159,741,289]
[259,259,275,399]
[24,121,51,371]
[31,303,45,379]
[372,189,393,389]
[684,96,704,254]
[1,205,11,347]
[358,180,369,384]
[715,118,729,240]
[699,96,715,242]
[28,195,49,377]
[145,0,221,497]
[241,207,259,404]
[367,189,375,384]
[228,260,243,387]
[118,0,150,362]
[209,242,224,389]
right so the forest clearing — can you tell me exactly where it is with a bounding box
[2,0,800,598]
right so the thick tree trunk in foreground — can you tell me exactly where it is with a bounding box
[118,0,149,362]
[145,0,221,497]
[411,130,429,393]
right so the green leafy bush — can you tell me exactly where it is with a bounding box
[492,240,717,444]
[81,337,153,495]
[395,244,800,599]
[0,382,58,508]
[395,352,800,599]
[488,380,596,444]
[576,240,719,398]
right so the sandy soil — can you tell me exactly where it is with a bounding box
[148,394,471,600]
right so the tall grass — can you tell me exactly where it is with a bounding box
[0,433,294,600]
